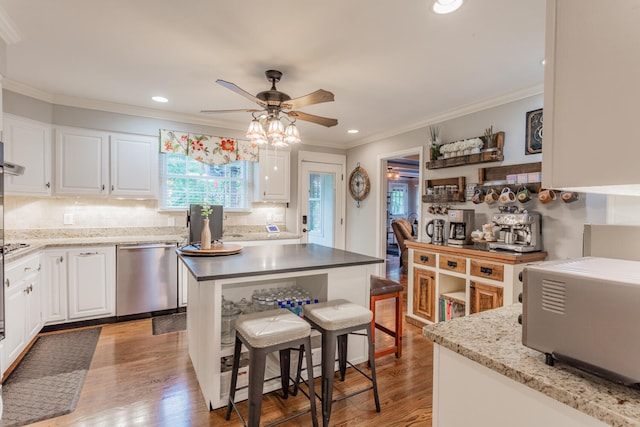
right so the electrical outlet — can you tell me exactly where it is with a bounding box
[64,213,74,225]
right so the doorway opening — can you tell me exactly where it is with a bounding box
[383,153,421,274]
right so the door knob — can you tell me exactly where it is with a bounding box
[302,228,308,233]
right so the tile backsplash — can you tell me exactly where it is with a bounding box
[4,196,287,231]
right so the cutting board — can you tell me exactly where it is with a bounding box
[178,243,243,256]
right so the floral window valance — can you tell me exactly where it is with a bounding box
[159,129,260,166]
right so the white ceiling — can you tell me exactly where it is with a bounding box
[0,0,546,148]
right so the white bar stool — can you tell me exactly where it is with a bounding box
[301,299,380,427]
[226,308,319,427]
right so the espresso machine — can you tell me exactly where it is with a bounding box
[447,209,475,246]
[488,211,543,252]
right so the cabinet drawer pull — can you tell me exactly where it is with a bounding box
[480,266,493,275]
[80,252,99,256]
[420,255,430,263]
[447,260,457,268]
[24,266,32,272]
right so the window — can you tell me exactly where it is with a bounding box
[160,153,250,211]
[389,183,408,216]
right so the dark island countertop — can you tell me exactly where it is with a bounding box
[178,243,384,281]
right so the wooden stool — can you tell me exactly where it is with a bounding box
[302,299,380,427]
[226,309,318,427]
[370,275,403,358]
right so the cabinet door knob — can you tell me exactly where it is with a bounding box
[58,256,64,263]
[111,185,114,191]
[45,182,51,188]
[102,184,105,191]
[5,278,10,288]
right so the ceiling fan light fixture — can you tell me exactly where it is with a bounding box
[284,122,301,144]
[267,117,285,139]
[246,118,268,144]
[432,0,463,14]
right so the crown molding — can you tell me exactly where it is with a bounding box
[345,83,544,150]
[2,78,246,130]
[3,79,54,102]
[0,5,21,44]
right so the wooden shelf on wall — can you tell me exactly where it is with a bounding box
[422,176,466,203]
[478,162,542,193]
[427,131,505,170]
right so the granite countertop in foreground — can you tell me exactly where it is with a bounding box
[423,304,640,427]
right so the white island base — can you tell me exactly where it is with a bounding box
[188,266,377,410]
[433,345,608,427]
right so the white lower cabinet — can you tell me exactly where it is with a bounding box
[42,250,68,324]
[42,246,116,324]
[3,253,43,370]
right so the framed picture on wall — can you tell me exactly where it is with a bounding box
[525,108,543,155]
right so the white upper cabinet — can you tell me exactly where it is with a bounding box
[254,148,290,202]
[55,126,110,196]
[3,114,53,196]
[110,133,158,198]
[543,0,640,193]
[54,126,158,198]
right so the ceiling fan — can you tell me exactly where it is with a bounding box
[201,69,338,128]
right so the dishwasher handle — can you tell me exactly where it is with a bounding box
[118,243,177,250]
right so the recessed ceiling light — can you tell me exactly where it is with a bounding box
[433,0,463,14]
[152,96,169,103]
[347,129,359,134]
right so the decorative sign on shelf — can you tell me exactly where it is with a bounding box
[525,109,543,155]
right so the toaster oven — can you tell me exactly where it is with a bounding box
[522,257,640,385]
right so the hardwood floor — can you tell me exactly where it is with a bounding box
[28,258,433,426]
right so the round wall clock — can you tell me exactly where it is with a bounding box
[348,162,370,208]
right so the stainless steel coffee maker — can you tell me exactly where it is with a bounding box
[426,219,446,245]
[489,211,543,252]
[447,209,475,246]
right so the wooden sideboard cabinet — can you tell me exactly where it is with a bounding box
[406,242,546,326]
[413,267,436,322]
[470,281,504,314]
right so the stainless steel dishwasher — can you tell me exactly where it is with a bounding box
[116,243,178,316]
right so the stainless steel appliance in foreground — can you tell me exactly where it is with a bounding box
[489,211,542,252]
[116,243,178,316]
[522,257,640,385]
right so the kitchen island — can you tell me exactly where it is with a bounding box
[179,243,384,410]
[424,304,640,427]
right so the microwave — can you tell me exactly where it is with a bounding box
[522,257,640,385]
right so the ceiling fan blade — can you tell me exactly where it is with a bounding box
[282,89,335,110]
[216,79,267,108]
[287,110,338,128]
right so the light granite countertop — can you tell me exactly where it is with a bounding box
[423,304,640,427]
[3,227,301,263]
